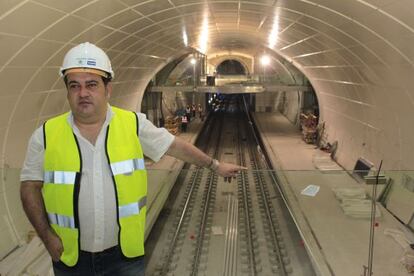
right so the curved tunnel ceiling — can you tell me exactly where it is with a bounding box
[1,0,413,170]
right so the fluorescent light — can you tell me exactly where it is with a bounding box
[261,55,270,66]
[190,58,196,65]
[198,16,209,54]
[182,28,188,47]
[268,14,279,49]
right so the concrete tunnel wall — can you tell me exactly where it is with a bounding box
[0,0,414,258]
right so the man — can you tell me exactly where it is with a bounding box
[198,104,204,121]
[20,42,244,276]
[185,104,191,121]
[181,114,188,132]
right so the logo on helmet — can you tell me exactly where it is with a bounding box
[87,59,96,66]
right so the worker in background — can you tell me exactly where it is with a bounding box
[191,103,196,118]
[198,104,204,121]
[181,114,188,132]
[185,104,191,121]
[20,42,245,276]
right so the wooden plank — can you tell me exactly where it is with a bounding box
[26,250,51,276]
[0,245,26,275]
[6,237,45,276]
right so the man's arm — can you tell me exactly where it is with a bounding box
[20,181,63,261]
[166,136,246,180]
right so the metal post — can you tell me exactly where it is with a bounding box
[365,160,383,276]
[193,62,196,88]
[262,65,265,83]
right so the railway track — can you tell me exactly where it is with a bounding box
[147,97,315,276]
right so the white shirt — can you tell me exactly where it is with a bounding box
[20,106,174,252]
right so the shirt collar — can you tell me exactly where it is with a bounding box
[67,104,114,127]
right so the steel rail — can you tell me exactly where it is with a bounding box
[190,115,223,276]
[247,128,288,276]
[159,116,217,275]
[236,114,257,276]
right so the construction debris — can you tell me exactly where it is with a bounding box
[402,249,414,273]
[384,228,414,272]
[313,154,342,172]
[333,187,366,200]
[300,113,318,144]
[339,198,382,218]
[164,116,180,135]
[332,187,381,218]
[301,185,320,197]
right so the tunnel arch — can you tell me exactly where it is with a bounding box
[2,1,414,259]
[208,54,252,75]
[216,59,247,75]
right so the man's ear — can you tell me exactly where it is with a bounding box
[106,82,112,99]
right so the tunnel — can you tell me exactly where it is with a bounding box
[0,1,413,275]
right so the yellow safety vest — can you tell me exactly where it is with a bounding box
[42,107,147,267]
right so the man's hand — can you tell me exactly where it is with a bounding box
[43,229,63,262]
[20,181,63,262]
[215,162,247,183]
[165,137,247,182]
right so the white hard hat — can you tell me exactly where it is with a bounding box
[60,42,114,79]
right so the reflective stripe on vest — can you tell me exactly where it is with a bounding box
[106,107,147,258]
[119,196,147,218]
[110,158,145,176]
[48,212,76,229]
[44,171,76,184]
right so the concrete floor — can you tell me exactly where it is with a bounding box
[253,112,411,276]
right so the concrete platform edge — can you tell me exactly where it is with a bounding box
[253,114,334,276]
